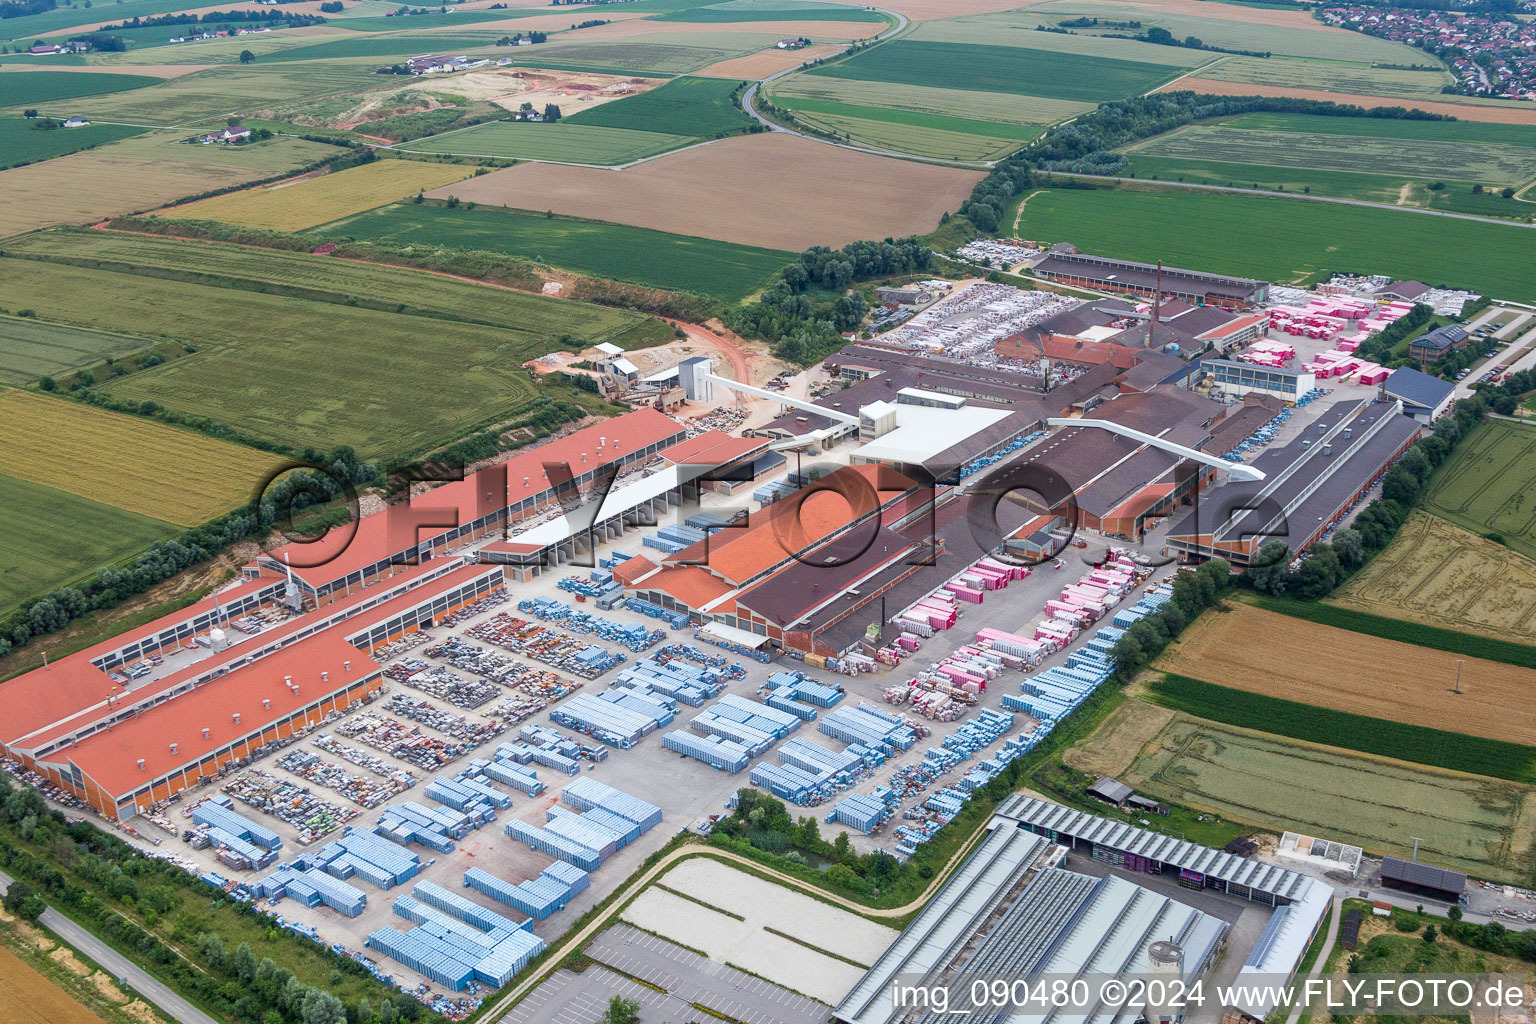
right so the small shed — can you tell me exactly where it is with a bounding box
[1087,777,1133,806]
[1381,856,1466,903]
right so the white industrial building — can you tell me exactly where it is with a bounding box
[837,798,1334,1024]
[1205,360,1316,403]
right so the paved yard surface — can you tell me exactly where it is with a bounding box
[584,923,830,1024]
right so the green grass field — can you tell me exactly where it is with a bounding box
[772,96,1040,142]
[1029,0,1425,61]
[1424,419,1536,561]
[1150,673,1536,785]
[770,75,1094,125]
[1201,54,1453,99]
[806,39,1182,102]
[396,120,692,163]
[1114,697,1536,881]
[252,33,506,62]
[0,472,178,618]
[0,70,159,109]
[0,316,159,386]
[0,251,662,454]
[59,63,383,125]
[0,118,144,170]
[321,203,792,300]
[1012,183,1536,300]
[1123,124,1536,185]
[784,106,1022,161]
[565,75,752,137]
[911,11,1210,67]
[1222,111,1536,147]
[654,3,886,21]
[6,229,651,341]
[0,0,213,40]
[1120,154,1533,218]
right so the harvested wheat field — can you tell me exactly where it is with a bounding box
[0,943,105,1024]
[0,63,208,79]
[1117,0,1365,30]
[1160,78,1536,125]
[697,43,845,79]
[164,159,476,230]
[418,9,650,34]
[1332,512,1536,645]
[1154,603,1536,745]
[0,132,335,237]
[0,389,286,525]
[428,132,983,249]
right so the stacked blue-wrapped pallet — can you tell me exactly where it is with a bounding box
[374,802,472,852]
[414,880,527,933]
[317,828,422,889]
[191,797,282,866]
[550,692,666,748]
[831,789,897,833]
[541,809,619,860]
[560,776,663,831]
[517,597,666,652]
[691,693,799,752]
[468,753,544,795]
[747,735,868,806]
[749,761,821,802]
[424,775,506,815]
[940,709,1014,759]
[753,479,796,503]
[365,927,474,990]
[598,686,676,726]
[763,670,844,708]
[611,657,727,706]
[624,597,692,629]
[464,864,589,920]
[503,819,600,871]
[661,730,750,772]
[201,825,279,870]
[819,703,918,754]
[265,864,367,916]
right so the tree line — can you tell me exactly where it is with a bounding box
[0,777,418,1024]
[724,238,931,365]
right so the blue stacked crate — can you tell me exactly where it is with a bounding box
[542,810,619,861]
[661,730,750,771]
[414,880,526,934]
[599,687,676,726]
[466,865,584,921]
[366,927,474,990]
[277,866,367,916]
[472,928,545,986]
[560,777,663,832]
[503,819,600,872]
[749,761,818,802]
[192,796,283,852]
[832,791,893,833]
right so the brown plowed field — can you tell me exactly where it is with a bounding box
[1161,78,1536,125]
[1153,604,1536,745]
[426,132,983,249]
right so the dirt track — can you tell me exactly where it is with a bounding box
[1162,78,1536,125]
[1155,604,1536,745]
[427,133,983,249]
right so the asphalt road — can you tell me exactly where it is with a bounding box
[0,869,218,1024]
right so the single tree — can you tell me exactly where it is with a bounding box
[603,996,640,1024]
[239,48,254,63]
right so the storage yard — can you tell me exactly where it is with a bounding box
[1153,604,1536,745]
